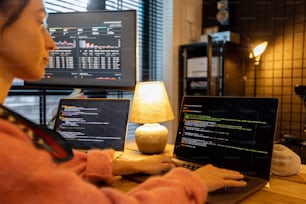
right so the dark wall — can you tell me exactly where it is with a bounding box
[203,0,306,160]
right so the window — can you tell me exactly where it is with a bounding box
[44,0,88,12]
[104,0,165,81]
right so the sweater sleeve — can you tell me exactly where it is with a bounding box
[126,168,208,204]
[0,119,208,204]
[58,149,115,183]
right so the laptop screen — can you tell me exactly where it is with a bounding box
[174,96,278,180]
[54,98,130,151]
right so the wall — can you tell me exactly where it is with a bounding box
[169,0,203,143]
[230,1,306,141]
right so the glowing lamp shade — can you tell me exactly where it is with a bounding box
[130,81,174,154]
[249,41,268,65]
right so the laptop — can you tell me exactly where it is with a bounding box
[53,98,130,155]
[126,96,279,204]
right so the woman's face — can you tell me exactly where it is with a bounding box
[0,0,56,81]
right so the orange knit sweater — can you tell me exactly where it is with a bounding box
[0,119,207,204]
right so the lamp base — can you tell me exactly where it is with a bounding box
[134,123,168,154]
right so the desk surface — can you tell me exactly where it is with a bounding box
[111,143,306,204]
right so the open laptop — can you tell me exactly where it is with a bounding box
[125,96,279,204]
[53,98,130,155]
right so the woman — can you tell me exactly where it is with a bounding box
[1,0,298,203]
[0,0,248,203]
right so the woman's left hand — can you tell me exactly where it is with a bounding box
[134,154,181,174]
[112,154,180,176]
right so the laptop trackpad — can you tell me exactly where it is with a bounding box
[206,176,267,204]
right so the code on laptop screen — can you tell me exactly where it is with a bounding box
[174,96,278,180]
[54,99,130,151]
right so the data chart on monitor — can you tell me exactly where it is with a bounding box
[24,10,136,89]
[47,22,122,80]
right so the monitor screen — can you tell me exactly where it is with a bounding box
[25,10,137,90]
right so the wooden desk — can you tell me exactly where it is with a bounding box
[111,143,306,204]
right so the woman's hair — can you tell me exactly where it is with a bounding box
[0,0,30,34]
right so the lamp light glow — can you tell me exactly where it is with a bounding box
[249,41,268,65]
[252,41,268,58]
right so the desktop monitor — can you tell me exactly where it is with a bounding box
[25,10,137,90]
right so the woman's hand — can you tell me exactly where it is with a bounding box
[193,164,247,192]
[133,154,181,175]
[112,154,180,176]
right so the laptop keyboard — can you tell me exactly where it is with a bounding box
[123,164,201,184]
[181,163,200,171]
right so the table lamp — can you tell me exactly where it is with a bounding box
[130,81,174,154]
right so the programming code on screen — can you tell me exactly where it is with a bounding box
[179,104,269,155]
[174,97,278,178]
[54,99,129,150]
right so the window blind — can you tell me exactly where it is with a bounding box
[104,0,164,81]
[44,0,88,12]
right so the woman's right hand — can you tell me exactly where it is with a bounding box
[193,164,247,192]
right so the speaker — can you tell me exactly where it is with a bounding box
[216,0,229,26]
[202,0,233,32]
